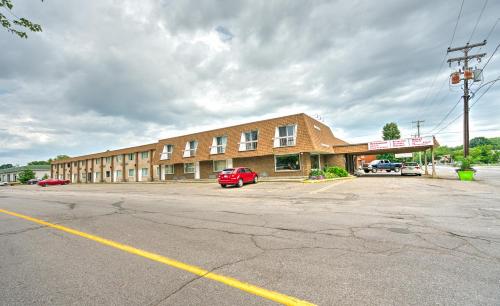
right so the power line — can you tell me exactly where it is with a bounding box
[470,76,499,108]
[468,0,489,43]
[484,18,499,42]
[428,76,499,136]
[480,43,499,71]
[426,96,462,133]
[450,0,465,46]
[446,40,487,156]
[433,113,463,136]
[417,0,465,116]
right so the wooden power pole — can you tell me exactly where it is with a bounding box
[447,40,486,157]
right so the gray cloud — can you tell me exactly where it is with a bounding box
[1,0,499,165]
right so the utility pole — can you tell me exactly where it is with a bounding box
[447,40,486,157]
[412,120,424,164]
[412,120,425,138]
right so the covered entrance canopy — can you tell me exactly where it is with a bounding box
[332,136,439,177]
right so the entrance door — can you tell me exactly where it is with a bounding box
[345,155,356,174]
[311,154,320,170]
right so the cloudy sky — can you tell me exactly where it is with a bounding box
[1,0,499,165]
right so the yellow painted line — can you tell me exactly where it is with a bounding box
[0,208,315,306]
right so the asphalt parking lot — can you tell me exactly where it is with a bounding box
[1,167,500,305]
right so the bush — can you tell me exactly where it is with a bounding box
[458,156,473,171]
[308,169,324,179]
[18,169,35,184]
[309,169,324,177]
[324,166,349,177]
[324,172,337,179]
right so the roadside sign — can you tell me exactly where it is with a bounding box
[395,153,413,158]
[368,136,433,151]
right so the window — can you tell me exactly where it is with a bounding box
[106,157,112,164]
[116,170,122,178]
[67,163,70,167]
[141,168,148,177]
[95,172,100,180]
[274,124,297,147]
[183,141,198,158]
[128,169,135,177]
[95,159,100,165]
[239,130,258,151]
[141,152,149,159]
[81,173,86,179]
[73,162,77,167]
[184,163,195,173]
[128,153,134,161]
[275,154,301,171]
[165,165,174,174]
[213,160,227,172]
[161,145,173,160]
[210,136,227,154]
[116,155,122,163]
[106,171,111,178]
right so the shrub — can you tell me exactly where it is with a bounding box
[18,169,35,184]
[309,169,324,177]
[309,169,324,180]
[458,156,474,171]
[324,166,349,177]
[324,172,337,179]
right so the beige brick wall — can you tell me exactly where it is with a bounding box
[233,154,308,177]
[324,154,346,169]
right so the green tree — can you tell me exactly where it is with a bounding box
[48,155,70,163]
[18,169,35,183]
[28,160,50,165]
[41,173,49,180]
[470,137,491,148]
[0,0,42,38]
[382,122,401,140]
[0,163,13,169]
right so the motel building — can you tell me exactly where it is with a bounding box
[50,113,439,182]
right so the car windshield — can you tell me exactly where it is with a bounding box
[405,162,418,166]
[369,160,380,165]
[221,168,234,174]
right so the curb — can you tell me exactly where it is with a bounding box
[302,176,356,184]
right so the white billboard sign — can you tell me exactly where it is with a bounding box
[395,153,413,158]
[368,136,433,151]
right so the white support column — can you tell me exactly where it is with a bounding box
[195,162,200,180]
[431,147,436,178]
[424,150,429,175]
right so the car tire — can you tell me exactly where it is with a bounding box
[237,179,243,188]
[371,168,377,173]
[394,167,400,172]
[220,184,226,188]
[253,176,258,184]
[386,170,391,173]
[364,169,369,173]
[401,172,404,176]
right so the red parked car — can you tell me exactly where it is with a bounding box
[217,167,258,188]
[38,178,70,187]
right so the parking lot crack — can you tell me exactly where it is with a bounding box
[0,225,46,236]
